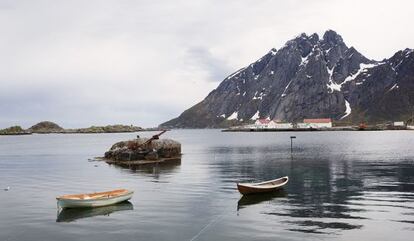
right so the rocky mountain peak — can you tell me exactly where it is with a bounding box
[389,48,414,64]
[309,33,319,42]
[322,30,345,46]
[269,48,277,54]
[161,31,414,128]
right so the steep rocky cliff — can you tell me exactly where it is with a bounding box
[161,30,414,128]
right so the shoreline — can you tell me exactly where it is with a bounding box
[0,130,144,136]
[0,121,164,136]
[222,126,411,132]
[0,130,164,136]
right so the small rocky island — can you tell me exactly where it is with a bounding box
[103,131,182,167]
[0,126,31,135]
[28,121,64,133]
[0,121,143,135]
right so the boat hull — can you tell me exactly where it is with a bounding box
[237,176,288,195]
[237,185,283,195]
[57,191,133,209]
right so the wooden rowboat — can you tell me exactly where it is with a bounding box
[237,176,288,195]
[57,189,134,209]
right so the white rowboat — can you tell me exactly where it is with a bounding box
[237,176,289,195]
[57,189,134,209]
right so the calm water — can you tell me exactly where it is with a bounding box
[1,130,414,241]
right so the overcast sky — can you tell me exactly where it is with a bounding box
[0,0,413,128]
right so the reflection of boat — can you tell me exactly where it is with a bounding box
[237,176,289,195]
[237,190,287,210]
[57,201,133,222]
[57,189,134,208]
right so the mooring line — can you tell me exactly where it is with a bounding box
[189,212,226,241]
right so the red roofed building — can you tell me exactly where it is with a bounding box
[254,118,271,128]
[256,119,271,124]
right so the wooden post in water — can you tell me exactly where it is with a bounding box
[290,136,296,154]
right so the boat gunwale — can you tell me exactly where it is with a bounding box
[56,189,134,201]
[237,176,289,189]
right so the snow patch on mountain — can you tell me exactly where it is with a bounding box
[340,100,352,119]
[251,111,260,120]
[388,83,399,92]
[281,79,294,97]
[300,55,310,67]
[326,67,341,92]
[227,112,238,120]
[328,63,378,92]
[253,90,266,100]
[342,63,377,84]
[225,68,245,80]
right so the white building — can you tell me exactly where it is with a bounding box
[298,118,332,128]
[255,119,293,129]
[269,122,293,129]
[393,121,405,126]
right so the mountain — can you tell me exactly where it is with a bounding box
[161,30,414,128]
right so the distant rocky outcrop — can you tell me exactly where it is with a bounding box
[66,125,143,133]
[28,121,64,133]
[161,30,414,128]
[0,121,143,135]
[0,126,31,135]
[104,138,181,161]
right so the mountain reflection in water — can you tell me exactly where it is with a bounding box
[213,139,414,236]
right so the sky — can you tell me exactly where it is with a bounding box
[0,0,413,128]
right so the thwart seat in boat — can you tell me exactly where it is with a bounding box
[57,189,134,209]
[237,176,288,195]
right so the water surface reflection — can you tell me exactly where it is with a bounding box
[208,132,414,238]
[0,130,414,241]
[237,190,287,211]
[56,201,133,223]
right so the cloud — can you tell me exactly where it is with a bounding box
[183,47,232,82]
[0,0,413,128]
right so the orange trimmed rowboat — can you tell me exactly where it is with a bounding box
[57,189,134,209]
[237,176,288,195]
